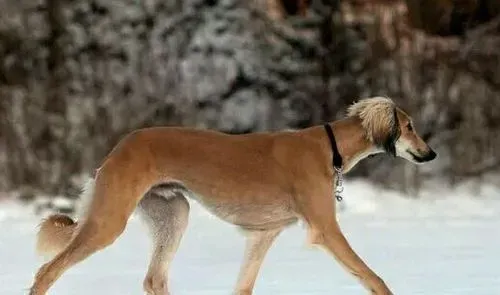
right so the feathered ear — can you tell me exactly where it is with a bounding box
[382,108,401,156]
[347,97,401,155]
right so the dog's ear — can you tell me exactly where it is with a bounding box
[380,108,401,156]
[347,97,400,154]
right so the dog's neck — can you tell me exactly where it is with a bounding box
[328,117,383,173]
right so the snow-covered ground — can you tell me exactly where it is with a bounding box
[1,179,499,295]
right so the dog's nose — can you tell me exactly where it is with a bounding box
[425,149,437,161]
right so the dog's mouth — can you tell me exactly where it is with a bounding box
[407,149,437,163]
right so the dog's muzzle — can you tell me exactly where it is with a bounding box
[408,149,437,163]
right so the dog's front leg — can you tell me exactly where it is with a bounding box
[298,182,393,295]
[311,223,393,295]
[233,228,283,295]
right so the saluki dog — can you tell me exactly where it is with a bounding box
[29,96,436,295]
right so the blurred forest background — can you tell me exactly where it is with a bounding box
[1,0,499,210]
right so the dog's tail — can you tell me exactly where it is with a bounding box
[36,214,78,259]
[35,178,95,260]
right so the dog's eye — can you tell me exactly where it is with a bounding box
[406,123,413,131]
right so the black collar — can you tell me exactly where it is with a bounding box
[323,124,343,170]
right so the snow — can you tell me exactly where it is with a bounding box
[1,179,500,295]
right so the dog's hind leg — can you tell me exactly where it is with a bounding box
[29,173,143,295]
[138,191,190,295]
[233,228,282,295]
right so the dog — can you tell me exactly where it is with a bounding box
[29,96,436,295]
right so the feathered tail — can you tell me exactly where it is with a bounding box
[36,214,78,259]
[35,178,95,260]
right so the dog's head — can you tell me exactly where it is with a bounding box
[347,97,437,164]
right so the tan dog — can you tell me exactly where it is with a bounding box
[29,96,436,295]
